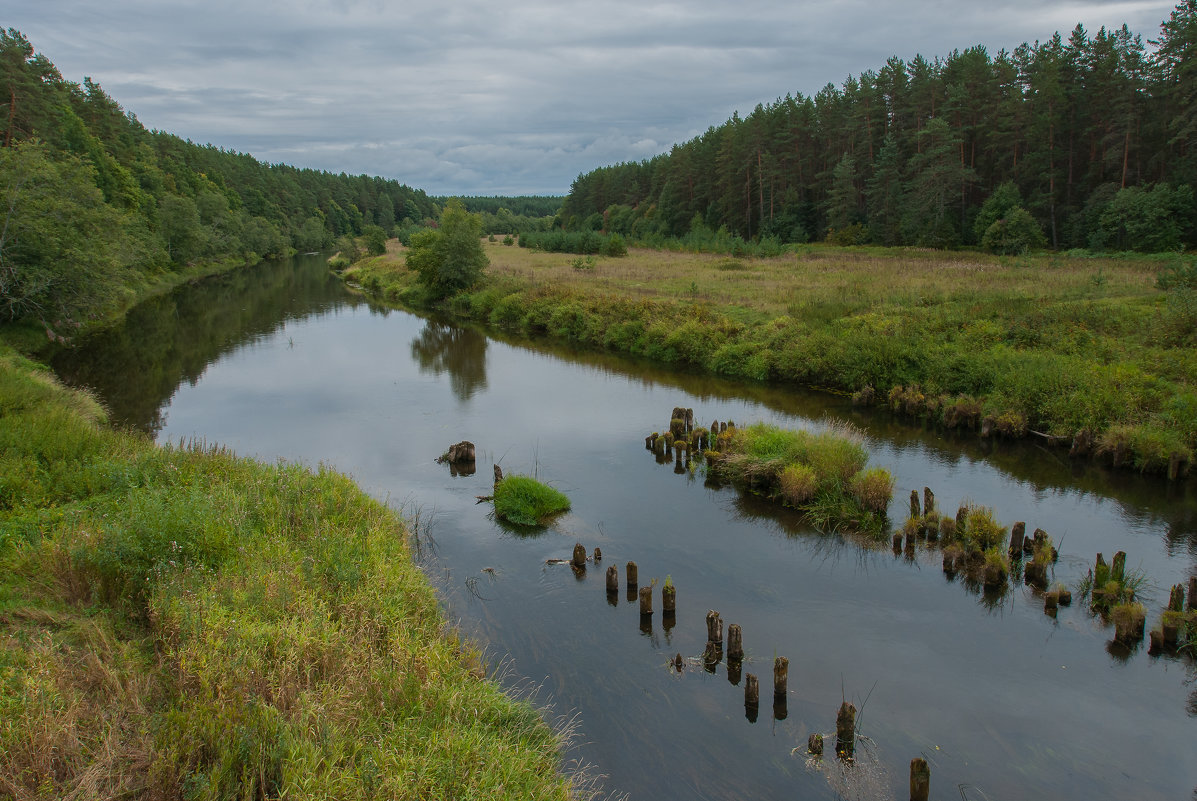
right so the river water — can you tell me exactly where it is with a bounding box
[52,255,1197,800]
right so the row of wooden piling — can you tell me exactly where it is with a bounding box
[566,537,936,799]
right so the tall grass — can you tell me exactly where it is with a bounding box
[0,345,578,800]
[709,421,892,536]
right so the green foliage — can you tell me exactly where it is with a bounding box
[362,224,388,256]
[981,207,1047,255]
[0,142,153,326]
[1094,184,1194,252]
[973,182,1024,242]
[492,475,571,526]
[406,200,488,298]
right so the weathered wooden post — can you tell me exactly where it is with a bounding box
[673,652,684,672]
[892,532,903,552]
[835,702,856,758]
[1188,577,1196,611]
[638,585,653,616]
[493,464,504,485]
[605,565,618,594]
[572,543,586,569]
[1111,551,1127,584]
[910,757,930,801]
[593,547,602,562]
[727,623,744,661]
[1009,521,1025,557]
[1169,584,1185,612]
[626,561,638,603]
[745,673,759,708]
[808,734,824,756]
[923,487,935,516]
[706,610,723,644]
[773,656,788,699]
[1044,590,1059,614]
[662,581,676,614]
[910,490,921,519]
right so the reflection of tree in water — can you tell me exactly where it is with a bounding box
[411,321,488,401]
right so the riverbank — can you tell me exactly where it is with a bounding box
[346,241,1196,477]
[0,344,578,798]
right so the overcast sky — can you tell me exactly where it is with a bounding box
[11,0,1177,196]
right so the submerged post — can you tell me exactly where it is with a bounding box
[923,487,935,516]
[639,585,653,616]
[706,610,723,644]
[1009,521,1025,557]
[835,702,856,758]
[727,623,744,661]
[662,581,676,615]
[910,758,930,801]
[626,561,638,588]
[605,565,618,594]
[910,490,921,519]
[571,543,586,569]
[773,656,788,699]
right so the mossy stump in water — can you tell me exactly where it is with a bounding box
[808,734,824,756]
[1112,602,1147,644]
[835,702,856,759]
[910,758,931,801]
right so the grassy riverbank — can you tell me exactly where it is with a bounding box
[347,241,1196,476]
[0,346,577,799]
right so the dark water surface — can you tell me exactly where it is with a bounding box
[53,255,1197,800]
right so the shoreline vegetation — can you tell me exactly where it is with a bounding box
[0,345,580,797]
[345,238,1195,479]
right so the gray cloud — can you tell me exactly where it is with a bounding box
[11,0,1176,194]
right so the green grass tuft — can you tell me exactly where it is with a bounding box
[493,475,572,527]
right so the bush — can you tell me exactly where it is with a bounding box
[981,207,1046,255]
[406,200,488,298]
[492,475,571,526]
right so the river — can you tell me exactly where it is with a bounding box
[52,254,1197,800]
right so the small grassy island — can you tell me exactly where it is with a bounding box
[493,474,572,527]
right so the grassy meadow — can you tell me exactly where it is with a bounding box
[348,240,1196,476]
[0,346,578,800]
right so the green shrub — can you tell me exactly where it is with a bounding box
[492,475,571,526]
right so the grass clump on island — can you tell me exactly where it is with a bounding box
[706,421,893,535]
[0,346,577,800]
[493,474,572,526]
[346,241,1197,478]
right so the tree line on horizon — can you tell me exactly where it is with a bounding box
[558,2,1196,253]
[0,28,438,329]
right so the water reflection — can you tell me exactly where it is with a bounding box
[410,320,488,402]
[47,254,366,432]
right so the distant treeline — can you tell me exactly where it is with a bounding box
[0,28,437,328]
[560,3,1197,253]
